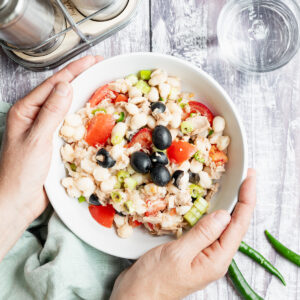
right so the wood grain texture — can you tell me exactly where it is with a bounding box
[1,0,300,299]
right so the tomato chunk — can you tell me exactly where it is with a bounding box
[85,114,115,147]
[184,101,214,125]
[129,218,142,228]
[88,84,111,107]
[114,93,128,103]
[89,204,115,228]
[167,141,196,164]
[125,128,152,151]
[209,145,228,166]
[145,199,167,216]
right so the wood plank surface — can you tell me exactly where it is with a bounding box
[1,0,300,299]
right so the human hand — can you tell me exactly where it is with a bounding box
[110,169,256,300]
[0,55,102,260]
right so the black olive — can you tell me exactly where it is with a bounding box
[96,148,116,168]
[116,211,126,216]
[188,171,200,184]
[150,151,169,165]
[130,151,152,174]
[150,164,171,187]
[172,170,185,189]
[151,102,166,113]
[89,194,101,206]
[152,125,172,150]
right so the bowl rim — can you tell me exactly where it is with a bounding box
[45,52,248,258]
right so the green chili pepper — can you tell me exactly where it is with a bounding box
[228,259,264,300]
[208,129,214,136]
[111,191,122,203]
[265,230,300,267]
[92,108,106,115]
[114,111,125,123]
[124,200,134,213]
[78,196,86,203]
[70,163,77,172]
[189,184,204,198]
[194,151,205,163]
[239,241,286,285]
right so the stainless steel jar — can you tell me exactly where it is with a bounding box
[71,0,128,21]
[0,0,66,56]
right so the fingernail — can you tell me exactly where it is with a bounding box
[55,82,70,97]
[212,210,231,228]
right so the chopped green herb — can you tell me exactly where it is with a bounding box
[70,163,77,172]
[190,113,196,118]
[78,196,86,203]
[208,129,214,136]
[159,96,165,102]
[140,70,152,80]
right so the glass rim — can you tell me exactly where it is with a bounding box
[217,0,300,73]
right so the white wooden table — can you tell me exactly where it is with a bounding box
[1,1,300,299]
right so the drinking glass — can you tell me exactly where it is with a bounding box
[217,0,300,72]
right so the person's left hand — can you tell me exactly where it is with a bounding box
[0,55,101,260]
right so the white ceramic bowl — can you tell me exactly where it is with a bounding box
[45,53,248,259]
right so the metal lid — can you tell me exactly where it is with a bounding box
[0,0,26,29]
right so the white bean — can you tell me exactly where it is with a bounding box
[147,115,156,129]
[111,122,127,139]
[213,116,225,132]
[65,114,82,127]
[169,113,182,128]
[217,136,230,151]
[170,129,178,140]
[158,83,171,99]
[130,113,148,130]
[125,103,139,115]
[73,126,85,141]
[100,176,117,193]
[167,77,181,88]
[209,132,222,144]
[128,86,142,98]
[117,223,133,238]
[114,214,126,227]
[149,69,168,86]
[68,187,81,198]
[168,88,180,101]
[199,171,212,189]
[131,173,144,185]
[147,87,159,102]
[76,177,95,196]
[62,177,74,188]
[61,144,74,162]
[190,159,203,173]
[81,158,95,174]
[60,125,75,138]
[93,166,110,181]
[178,161,190,172]
[167,102,182,114]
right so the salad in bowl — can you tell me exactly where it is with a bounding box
[59,68,230,239]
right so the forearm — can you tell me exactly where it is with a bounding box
[0,190,31,262]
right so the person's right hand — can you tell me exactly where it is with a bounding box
[110,169,256,300]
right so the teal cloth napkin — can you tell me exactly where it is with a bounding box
[0,102,131,300]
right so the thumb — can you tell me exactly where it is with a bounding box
[31,82,72,138]
[176,210,231,260]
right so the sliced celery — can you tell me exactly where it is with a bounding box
[189,184,204,198]
[140,70,152,80]
[117,170,130,183]
[181,121,193,134]
[193,197,209,214]
[111,191,122,203]
[184,198,208,226]
[124,200,134,213]
[124,177,137,190]
[135,80,151,94]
